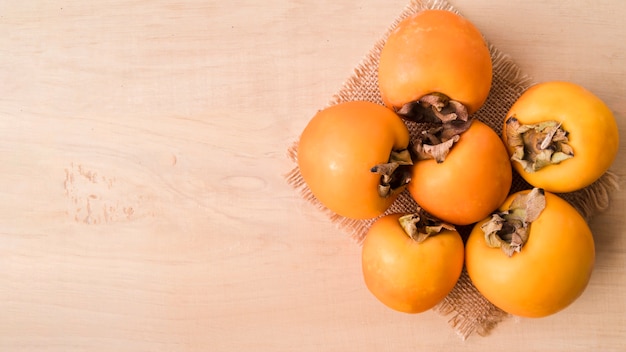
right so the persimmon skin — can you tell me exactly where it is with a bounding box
[503,81,619,193]
[378,9,492,114]
[297,101,410,220]
[361,213,464,313]
[407,120,512,226]
[465,190,595,318]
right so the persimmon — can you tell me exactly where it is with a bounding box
[407,120,512,225]
[297,101,412,220]
[465,188,595,318]
[378,9,492,121]
[361,211,464,313]
[503,81,619,193]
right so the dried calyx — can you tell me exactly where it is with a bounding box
[398,207,456,243]
[395,93,473,163]
[481,188,546,257]
[505,116,574,173]
[371,148,413,198]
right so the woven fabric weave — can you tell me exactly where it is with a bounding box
[286,0,619,339]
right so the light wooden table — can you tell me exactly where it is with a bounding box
[1,0,625,350]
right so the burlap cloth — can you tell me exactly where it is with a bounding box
[286,0,620,340]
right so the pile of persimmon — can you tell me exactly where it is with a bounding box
[297,10,619,317]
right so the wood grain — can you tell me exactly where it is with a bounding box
[1,0,625,351]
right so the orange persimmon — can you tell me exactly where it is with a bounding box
[465,189,595,318]
[378,9,492,116]
[503,81,619,193]
[362,212,464,313]
[407,120,512,226]
[297,101,412,220]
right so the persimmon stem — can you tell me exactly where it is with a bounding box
[505,117,574,173]
[371,148,413,198]
[481,188,546,257]
[395,93,473,163]
[398,208,456,243]
[396,92,469,123]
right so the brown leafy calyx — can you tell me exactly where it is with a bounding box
[481,188,546,257]
[395,93,473,163]
[399,208,456,243]
[371,148,413,198]
[505,116,574,173]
